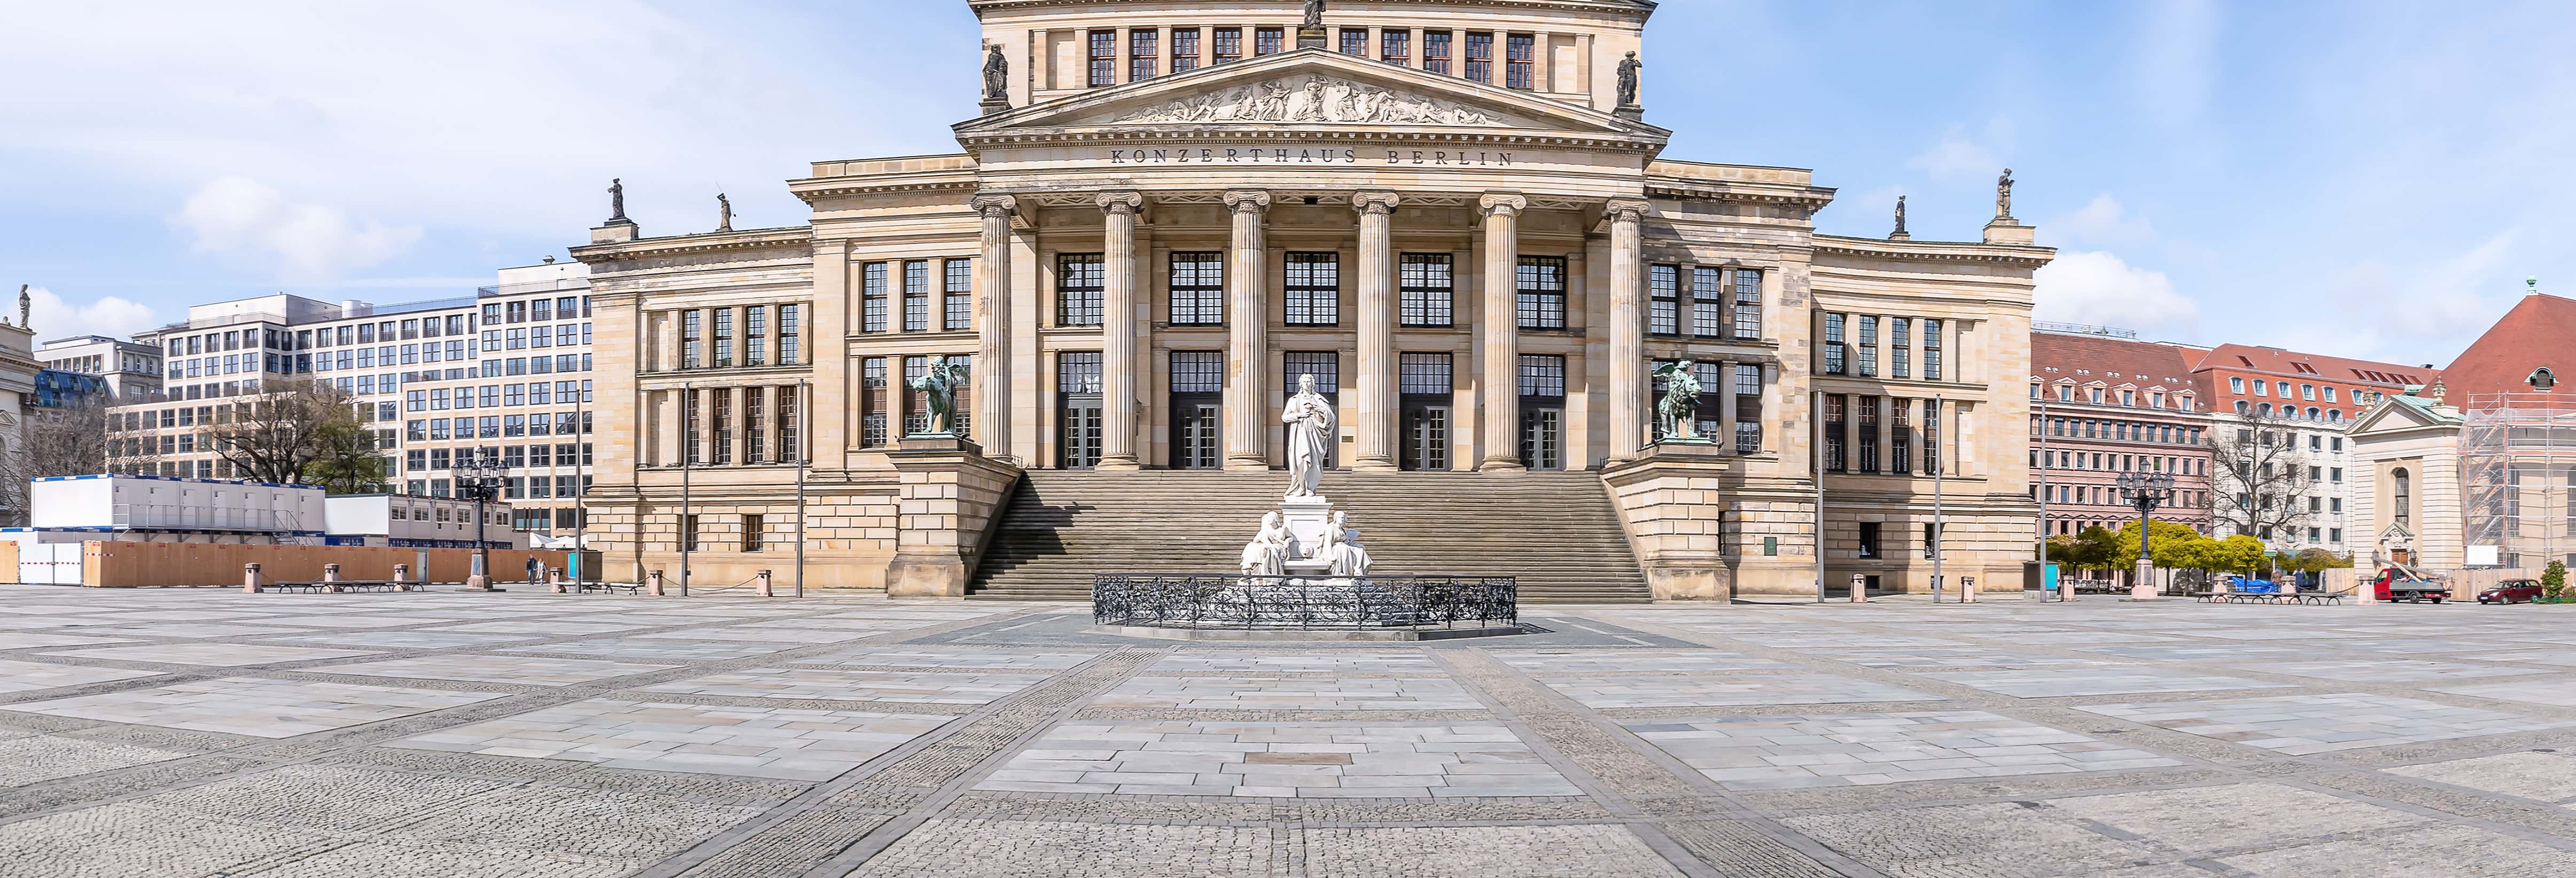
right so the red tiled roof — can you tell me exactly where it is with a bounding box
[2188,344,2428,389]
[2030,332,2199,390]
[2429,293,2576,403]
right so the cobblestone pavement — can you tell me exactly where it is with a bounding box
[6,588,2576,876]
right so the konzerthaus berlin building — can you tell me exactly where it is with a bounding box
[571,0,2051,601]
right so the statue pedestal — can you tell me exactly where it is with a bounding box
[1277,496,1335,558]
[885,436,1019,598]
[1297,27,1327,49]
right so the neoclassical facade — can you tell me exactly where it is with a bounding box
[572,0,2049,599]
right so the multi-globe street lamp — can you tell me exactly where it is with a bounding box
[454,450,508,590]
[2117,470,2176,599]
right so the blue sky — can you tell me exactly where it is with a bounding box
[4,1,2570,368]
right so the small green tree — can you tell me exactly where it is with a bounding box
[2212,534,2268,575]
[2544,560,2569,600]
[2113,520,2209,570]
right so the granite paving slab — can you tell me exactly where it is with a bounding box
[643,668,1054,704]
[2076,693,2576,755]
[42,643,381,667]
[2,676,505,737]
[384,698,952,780]
[1094,676,1484,711]
[1623,711,2181,790]
[1534,673,1942,708]
[793,647,1103,671]
[976,720,1582,798]
[313,655,678,687]
[0,658,164,694]
[1918,668,2293,698]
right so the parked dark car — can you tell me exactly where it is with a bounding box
[2478,579,2544,604]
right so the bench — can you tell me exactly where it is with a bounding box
[2190,590,2344,605]
[567,580,642,595]
[262,580,423,594]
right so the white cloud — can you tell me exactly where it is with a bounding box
[2034,251,2201,337]
[17,285,160,341]
[1908,120,2017,181]
[2051,195,2156,246]
[174,176,420,281]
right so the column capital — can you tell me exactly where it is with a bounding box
[1223,189,1273,214]
[1604,198,1652,224]
[1479,193,1528,217]
[1352,190,1402,216]
[1096,190,1143,215]
[970,193,1018,216]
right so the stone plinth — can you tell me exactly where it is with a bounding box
[1602,444,1744,602]
[884,434,1022,598]
[1277,496,1335,558]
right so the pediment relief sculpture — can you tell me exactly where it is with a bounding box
[1104,74,1511,127]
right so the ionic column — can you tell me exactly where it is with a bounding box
[1096,191,1145,471]
[1477,193,1528,472]
[971,194,1017,463]
[1605,198,1650,459]
[1352,190,1402,472]
[1222,190,1272,471]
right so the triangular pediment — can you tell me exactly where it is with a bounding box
[2350,396,2457,435]
[958,48,1667,143]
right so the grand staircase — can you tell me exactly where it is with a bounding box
[967,470,1652,603]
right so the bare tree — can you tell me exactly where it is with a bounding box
[2207,410,2321,542]
[0,397,159,525]
[203,379,379,487]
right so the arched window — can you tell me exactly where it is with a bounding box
[2307,407,2321,421]
[2393,468,2411,527]
[2329,409,2342,423]
[2237,400,2252,415]
[2259,403,2274,417]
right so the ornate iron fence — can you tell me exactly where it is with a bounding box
[1093,574,1517,630]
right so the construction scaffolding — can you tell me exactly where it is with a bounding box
[2461,393,2576,571]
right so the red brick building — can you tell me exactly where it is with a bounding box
[2029,328,2214,537]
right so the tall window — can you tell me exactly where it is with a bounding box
[712,308,734,367]
[682,389,702,464]
[1129,28,1158,80]
[944,258,973,331]
[860,358,889,447]
[1855,315,1878,378]
[1284,253,1340,325]
[1424,30,1452,75]
[744,389,766,465]
[1515,257,1567,330]
[1890,399,1912,474]
[1172,27,1201,73]
[1690,267,1723,337]
[776,383,800,463]
[1517,354,1566,470]
[1823,394,1848,472]
[1283,352,1340,399]
[1462,32,1493,82]
[1822,313,1846,375]
[779,305,800,366]
[902,356,931,435]
[1340,29,1366,56]
[680,310,703,369]
[745,306,768,367]
[1170,252,1224,325]
[1399,254,1454,327]
[1213,27,1243,63]
[1732,269,1762,339]
[1923,400,1942,475]
[1889,317,1911,379]
[1857,395,1881,472]
[1380,29,1411,66]
[1059,352,1103,469]
[1058,254,1104,326]
[2393,468,2411,527]
[711,389,733,465]
[1648,265,1680,335]
[902,260,931,332]
[1254,27,1284,55]
[1400,353,1451,395]
[1087,30,1115,87]
[861,262,889,333]
[1505,34,1536,89]
[1922,318,1944,380]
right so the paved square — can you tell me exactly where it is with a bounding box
[1834,648,2113,669]
[977,721,1581,797]
[384,698,951,780]
[313,655,678,686]
[41,642,381,667]
[2264,658,2550,682]
[0,658,162,694]
[2382,751,2576,804]
[1492,650,1797,673]
[1623,711,2180,789]
[1918,668,2293,698]
[3,676,504,737]
[2076,693,2576,755]
[1147,651,1442,673]
[0,632,133,649]
[1534,673,1941,708]
[642,667,1053,704]
[1095,675,1484,710]
[2430,677,2576,708]
[2079,643,2328,662]
[638,626,880,644]
[500,637,806,661]
[267,631,538,649]
[796,647,1102,670]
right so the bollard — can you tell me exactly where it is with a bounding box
[244,563,263,594]
[754,570,774,598]
[647,569,666,597]
[322,563,343,594]
[392,563,411,591]
[549,570,567,594]
[1848,572,1867,604]
[1963,576,1978,603]
[2059,566,2075,603]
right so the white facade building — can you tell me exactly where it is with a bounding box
[36,335,164,400]
[322,494,523,549]
[28,474,325,538]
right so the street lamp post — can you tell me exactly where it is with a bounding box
[2118,470,2176,600]
[455,450,508,591]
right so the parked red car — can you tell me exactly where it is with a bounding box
[2478,580,2544,604]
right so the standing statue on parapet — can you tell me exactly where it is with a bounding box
[717,193,733,232]
[1617,51,1643,107]
[908,356,962,436]
[1996,168,2014,220]
[1302,0,1326,30]
[1892,195,1909,238]
[608,178,626,222]
[983,43,1009,102]
[16,284,28,328]
[1281,373,1335,499]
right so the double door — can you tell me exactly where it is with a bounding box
[1170,393,1221,470]
[1400,397,1450,471]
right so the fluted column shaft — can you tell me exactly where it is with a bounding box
[971,195,1017,463]
[1477,193,1528,472]
[1352,191,1402,472]
[1096,191,1145,470]
[1223,190,1273,471]
[1606,199,1650,459]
